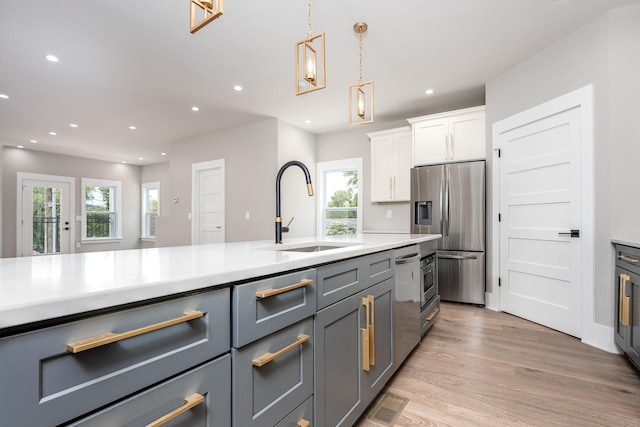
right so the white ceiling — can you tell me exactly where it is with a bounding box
[1,0,637,165]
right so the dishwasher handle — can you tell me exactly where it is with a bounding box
[437,254,478,260]
[395,253,421,265]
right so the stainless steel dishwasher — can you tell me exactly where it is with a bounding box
[394,245,422,366]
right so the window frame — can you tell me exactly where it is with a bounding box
[141,181,160,241]
[81,178,122,243]
[316,158,363,237]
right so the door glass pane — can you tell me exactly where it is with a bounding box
[31,186,61,255]
[323,169,358,236]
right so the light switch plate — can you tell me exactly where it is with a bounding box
[386,210,392,218]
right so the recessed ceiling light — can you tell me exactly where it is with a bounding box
[30,139,38,143]
[121,161,127,164]
[49,131,57,136]
[161,152,167,156]
[44,54,59,62]
[425,89,435,95]
[191,106,200,112]
[0,94,8,99]
[69,123,78,128]
[17,145,24,149]
[233,85,243,92]
[138,157,144,160]
[129,125,136,130]
[305,120,311,124]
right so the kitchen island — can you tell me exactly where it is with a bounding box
[0,233,440,426]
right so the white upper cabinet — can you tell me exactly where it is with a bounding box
[368,126,412,202]
[408,106,486,166]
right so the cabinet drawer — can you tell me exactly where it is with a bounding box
[233,269,316,347]
[233,317,313,427]
[0,289,230,426]
[421,295,440,337]
[275,395,313,427]
[69,353,231,426]
[316,257,367,309]
[365,250,395,286]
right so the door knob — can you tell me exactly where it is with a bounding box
[558,229,580,238]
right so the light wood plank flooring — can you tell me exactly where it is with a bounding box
[358,302,640,427]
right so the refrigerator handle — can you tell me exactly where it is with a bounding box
[443,170,450,236]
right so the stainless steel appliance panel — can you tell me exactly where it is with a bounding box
[437,251,485,305]
[442,161,485,252]
[411,164,444,235]
[393,245,421,366]
[420,253,437,308]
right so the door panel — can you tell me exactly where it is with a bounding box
[443,161,485,251]
[410,165,444,234]
[499,107,582,337]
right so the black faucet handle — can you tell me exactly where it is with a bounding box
[282,216,295,233]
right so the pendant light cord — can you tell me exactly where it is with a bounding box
[359,31,364,83]
[307,0,312,37]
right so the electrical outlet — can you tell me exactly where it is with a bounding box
[386,210,393,218]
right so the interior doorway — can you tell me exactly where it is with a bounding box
[17,173,75,257]
[191,159,225,245]
[492,86,594,339]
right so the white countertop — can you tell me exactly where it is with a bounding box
[611,238,640,249]
[0,234,440,331]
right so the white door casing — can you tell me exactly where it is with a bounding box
[17,173,75,257]
[191,159,225,245]
[491,85,595,342]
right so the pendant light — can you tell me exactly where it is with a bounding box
[349,22,374,126]
[295,0,326,95]
[190,0,223,34]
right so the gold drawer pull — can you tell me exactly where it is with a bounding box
[425,307,440,321]
[297,419,310,427]
[255,279,313,299]
[146,393,204,427]
[620,274,631,326]
[252,334,310,367]
[618,254,640,264]
[66,310,204,353]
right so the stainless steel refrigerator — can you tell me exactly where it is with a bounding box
[411,160,485,305]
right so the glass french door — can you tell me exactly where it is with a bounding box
[21,179,72,256]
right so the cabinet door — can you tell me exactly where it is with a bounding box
[371,133,395,202]
[628,275,640,368]
[314,293,366,427]
[394,130,412,201]
[363,277,395,402]
[412,118,448,166]
[449,110,486,161]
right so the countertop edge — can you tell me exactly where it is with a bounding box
[611,238,640,249]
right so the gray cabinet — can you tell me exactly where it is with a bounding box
[232,317,314,427]
[69,354,231,426]
[314,254,395,427]
[232,270,316,427]
[614,244,640,370]
[0,288,231,426]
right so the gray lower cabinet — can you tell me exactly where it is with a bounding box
[614,244,640,369]
[69,354,231,426]
[0,288,231,426]
[314,277,395,427]
[275,395,313,427]
[232,317,314,427]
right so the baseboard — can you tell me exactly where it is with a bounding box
[484,291,499,311]
[581,322,622,354]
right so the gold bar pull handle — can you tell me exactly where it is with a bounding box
[66,310,204,353]
[361,296,371,371]
[297,419,311,427]
[146,393,204,427]
[252,334,310,367]
[368,295,375,367]
[425,307,440,321]
[620,274,631,326]
[255,279,313,299]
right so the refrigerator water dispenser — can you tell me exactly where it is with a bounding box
[414,201,432,225]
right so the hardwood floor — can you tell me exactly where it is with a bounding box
[358,302,640,427]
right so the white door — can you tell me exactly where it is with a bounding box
[497,105,582,337]
[18,174,74,257]
[192,159,225,244]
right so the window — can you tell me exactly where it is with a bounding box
[316,158,363,237]
[141,182,160,240]
[81,178,122,242]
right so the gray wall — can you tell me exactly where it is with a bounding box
[485,3,640,327]
[158,118,317,247]
[2,146,142,257]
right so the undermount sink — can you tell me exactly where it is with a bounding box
[279,245,347,252]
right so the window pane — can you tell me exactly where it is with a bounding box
[85,185,113,212]
[323,169,358,236]
[86,212,114,238]
[31,186,61,254]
